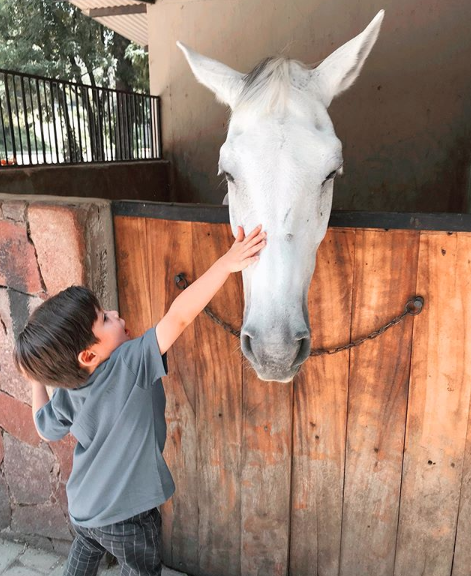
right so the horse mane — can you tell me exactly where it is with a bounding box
[236,56,314,113]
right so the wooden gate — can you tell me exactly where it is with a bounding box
[113,203,471,576]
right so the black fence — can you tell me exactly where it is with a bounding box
[0,69,162,167]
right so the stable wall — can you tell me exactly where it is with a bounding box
[0,160,171,202]
[147,0,471,212]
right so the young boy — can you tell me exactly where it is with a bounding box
[14,224,266,576]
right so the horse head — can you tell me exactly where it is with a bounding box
[179,11,384,382]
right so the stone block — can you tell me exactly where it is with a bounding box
[0,288,41,404]
[19,547,62,573]
[3,565,41,576]
[12,502,72,540]
[3,434,53,504]
[0,392,40,447]
[0,431,4,464]
[0,529,55,553]
[49,561,68,576]
[2,201,27,223]
[0,474,11,529]
[0,221,43,295]
[27,205,85,296]
[0,538,25,571]
[0,193,118,310]
[50,435,75,482]
[50,538,72,557]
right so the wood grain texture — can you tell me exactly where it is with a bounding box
[114,216,152,337]
[192,222,243,576]
[115,217,471,576]
[290,229,354,576]
[395,232,471,576]
[340,229,420,576]
[241,372,293,576]
[145,218,199,575]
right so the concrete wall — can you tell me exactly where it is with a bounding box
[147,0,471,212]
[0,161,171,202]
[0,194,117,552]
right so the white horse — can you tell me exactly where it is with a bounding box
[178,11,384,383]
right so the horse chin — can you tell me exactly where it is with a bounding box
[252,363,300,383]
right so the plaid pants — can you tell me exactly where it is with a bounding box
[64,508,162,576]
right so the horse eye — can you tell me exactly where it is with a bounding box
[224,172,235,183]
[325,170,337,182]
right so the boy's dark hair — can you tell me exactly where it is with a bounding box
[14,286,101,389]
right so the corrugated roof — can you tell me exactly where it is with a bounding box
[68,0,148,47]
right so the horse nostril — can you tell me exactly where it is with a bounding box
[241,332,256,362]
[294,330,310,341]
[242,333,252,351]
[293,334,311,367]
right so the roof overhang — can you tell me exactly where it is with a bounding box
[68,0,152,48]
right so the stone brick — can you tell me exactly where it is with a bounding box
[49,561,68,576]
[28,206,85,296]
[52,481,69,519]
[19,547,62,572]
[2,201,27,223]
[0,539,25,571]
[0,474,11,529]
[3,434,53,504]
[0,432,4,464]
[3,564,41,576]
[12,502,72,540]
[50,435,75,482]
[50,538,73,557]
[0,392,40,447]
[0,289,43,404]
[0,530,55,553]
[0,221,43,295]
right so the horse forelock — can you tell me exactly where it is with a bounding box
[236,57,312,114]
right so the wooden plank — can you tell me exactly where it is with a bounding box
[112,202,471,232]
[289,228,354,576]
[340,229,420,576]
[240,243,294,576]
[114,216,152,337]
[145,218,199,575]
[241,375,293,576]
[395,232,471,576]
[452,378,471,576]
[192,222,243,576]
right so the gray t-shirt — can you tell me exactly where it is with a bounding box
[35,327,175,528]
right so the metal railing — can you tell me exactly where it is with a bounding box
[0,69,162,167]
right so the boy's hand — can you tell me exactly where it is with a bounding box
[221,224,267,273]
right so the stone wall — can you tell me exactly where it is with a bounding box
[0,194,118,553]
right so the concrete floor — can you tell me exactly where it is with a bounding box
[0,538,186,576]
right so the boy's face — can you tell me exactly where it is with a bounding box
[93,309,131,356]
[79,309,131,371]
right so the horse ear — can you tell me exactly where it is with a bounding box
[313,10,384,107]
[177,42,244,109]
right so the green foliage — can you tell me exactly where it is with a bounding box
[124,43,149,93]
[0,0,149,92]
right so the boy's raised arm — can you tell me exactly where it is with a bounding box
[156,225,266,355]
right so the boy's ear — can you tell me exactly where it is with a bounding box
[78,348,98,368]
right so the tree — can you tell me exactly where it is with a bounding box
[0,0,151,163]
[0,0,149,90]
